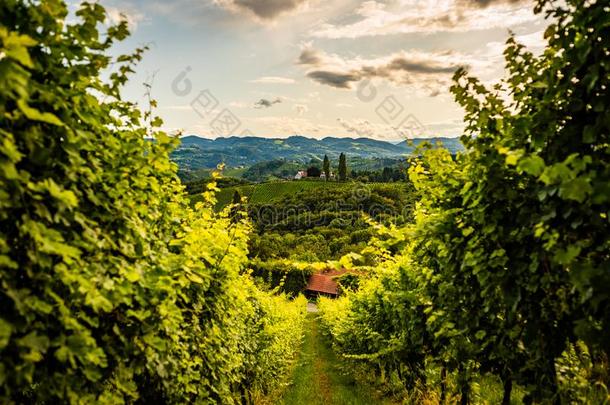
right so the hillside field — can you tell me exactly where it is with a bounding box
[189,180,410,210]
[190,180,346,209]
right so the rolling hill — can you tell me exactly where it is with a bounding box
[190,180,412,211]
[172,135,463,170]
[189,180,350,210]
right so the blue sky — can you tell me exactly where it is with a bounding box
[97,0,549,140]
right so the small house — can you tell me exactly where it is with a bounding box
[294,170,307,180]
[305,268,349,298]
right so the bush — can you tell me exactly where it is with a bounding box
[250,259,314,296]
[318,0,610,401]
[0,2,306,403]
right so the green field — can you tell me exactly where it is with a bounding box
[223,166,248,177]
[180,166,248,181]
[214,181,347,209]
[189,180,411,211]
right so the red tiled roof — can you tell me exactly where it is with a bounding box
[306,274,339,295]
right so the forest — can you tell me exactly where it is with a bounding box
[0,0,608,404]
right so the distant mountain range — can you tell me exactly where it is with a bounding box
[172,135,463,170]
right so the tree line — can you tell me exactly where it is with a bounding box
[298,153,348,181]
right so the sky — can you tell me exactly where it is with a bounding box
[96,0,550,141]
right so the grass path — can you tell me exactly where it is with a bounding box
[277,314,529,405]
[281,314,392,405]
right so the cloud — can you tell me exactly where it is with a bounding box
[252,116,402,139]
[306,70,361,89]
[310,0,538,39]
[214,0,310,21]
[297,48,323,65]
[298,47,470,96]
[105,6,146,30]
[161,105,193,111]
[485,29,546,57]
[293,104,309,115]
[337,118,375,137]
[460,0,527,8]
[308,91,320,100]
[425,118,466,136]
[468,28,546,85]
[381,57,459,74]
[228,101,250,108]
[253,116,338,135]
[336,117,422,140]
[250,76,295,84]
[254,97,282,108]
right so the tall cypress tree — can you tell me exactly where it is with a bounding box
[232,189,242,205]
[338,153,347,181]
[230,189,242,222]
[323,154,330,180]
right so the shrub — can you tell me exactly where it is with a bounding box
[317,0,610,401]
[0,2,306,403]
[250,259,314,296]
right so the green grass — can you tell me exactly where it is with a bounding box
[199,181,349,210]
[222,166,248,177]
[281,314,393,405]
[179,166,248,182]
[278,315,529,405]
[473,375,524,405]
[189,180,410,210]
